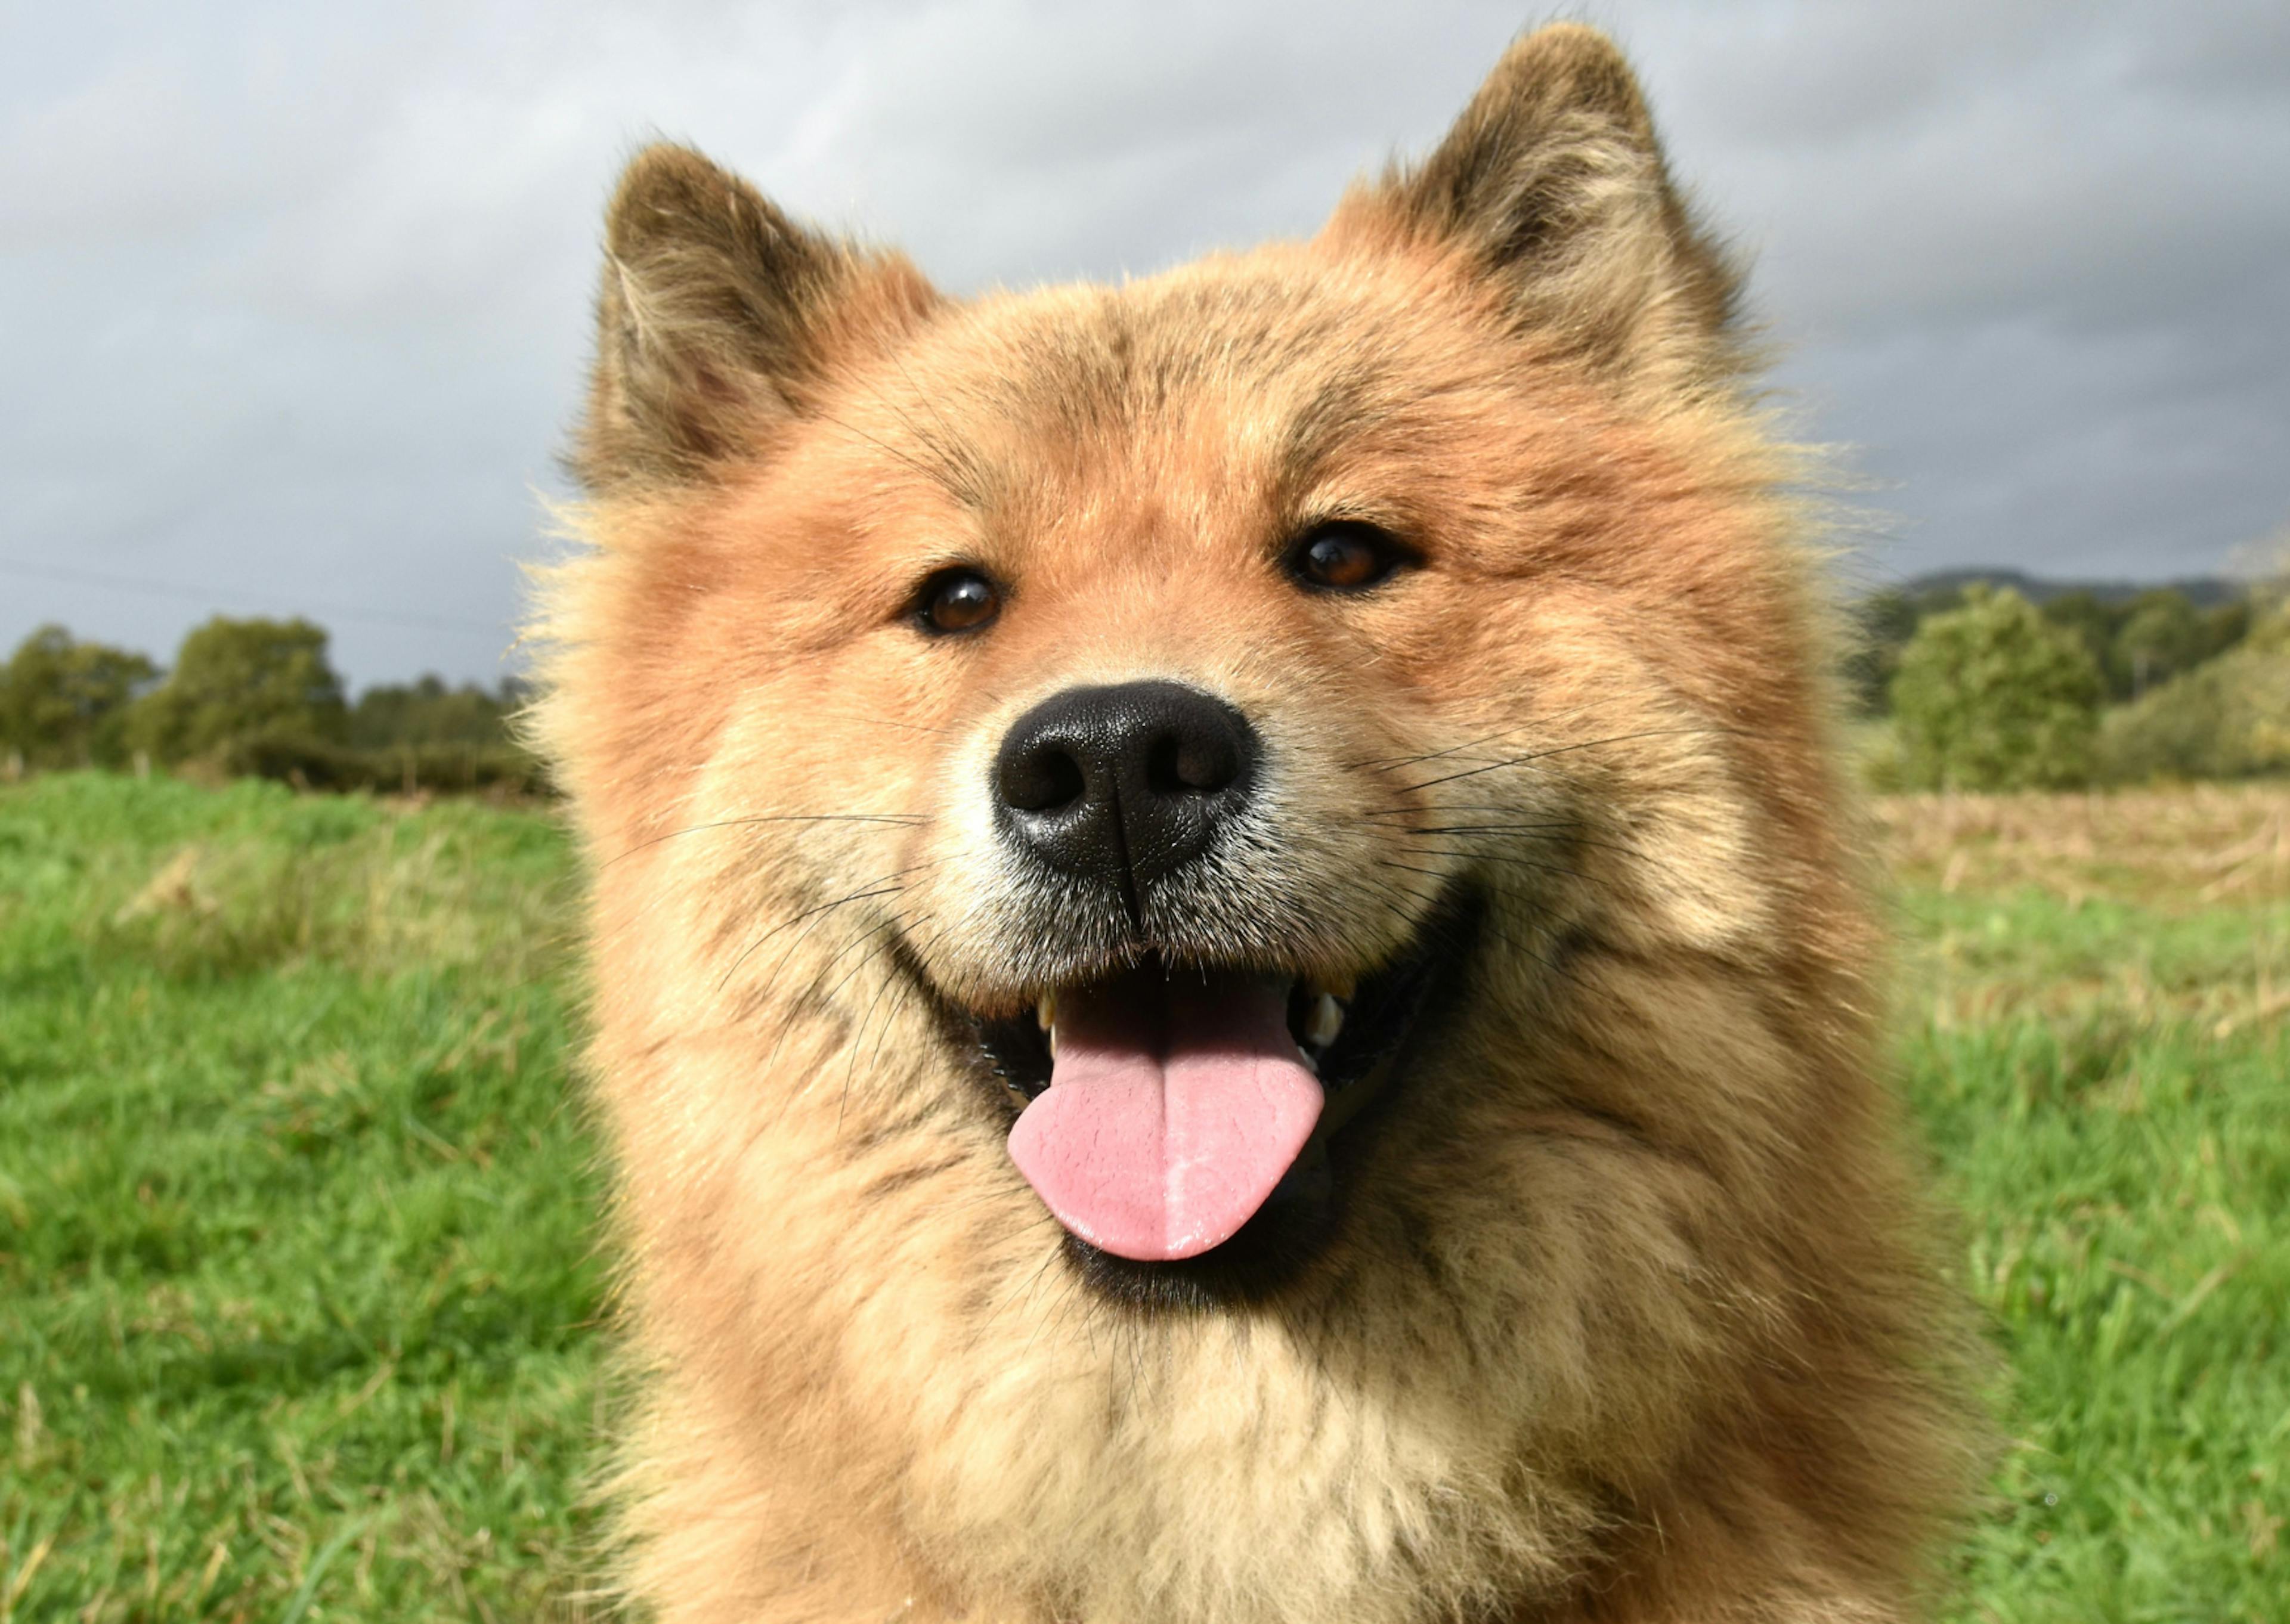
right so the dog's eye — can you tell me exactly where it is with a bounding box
[915,568,1002,635]
[1286,522,1411,593]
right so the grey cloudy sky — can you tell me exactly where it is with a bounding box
[4,0,2286,689]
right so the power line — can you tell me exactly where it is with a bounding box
[0,554,510,634]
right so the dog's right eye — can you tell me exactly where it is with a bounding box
[915,568,1002,635]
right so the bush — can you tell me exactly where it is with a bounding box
[125,616,348,764]
[1890,586,2104,790]
[218,730,553,797]
[0,625,157,768]
[2100,603,2290,782]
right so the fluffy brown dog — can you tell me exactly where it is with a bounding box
[532,23,1977,1623]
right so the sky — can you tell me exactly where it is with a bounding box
[3,0,2286,690]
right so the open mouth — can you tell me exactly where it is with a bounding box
[969,888,1478,1304]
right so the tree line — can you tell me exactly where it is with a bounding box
[1845,581,2252,716]
[5,582,2283,798]
[1855,580,2289,791]
[0,616,545,794]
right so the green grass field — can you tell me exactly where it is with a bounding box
[2,773,2283,1622]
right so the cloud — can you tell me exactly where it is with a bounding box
[1,0,2284,685]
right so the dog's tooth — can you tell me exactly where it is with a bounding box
[1305,993,1345,1050]
[1036,991,1055,1033]
[1295,1045,1319,1076]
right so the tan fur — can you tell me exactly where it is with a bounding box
[531,24,1979,1623]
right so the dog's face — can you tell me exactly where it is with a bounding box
[624,256,1801,1285]
[540,27,1905,1624]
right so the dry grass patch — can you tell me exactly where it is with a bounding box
[1874,788,2289,1037]
[1873,784,2290,910]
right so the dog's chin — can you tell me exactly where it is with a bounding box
[936,885,1483,1312]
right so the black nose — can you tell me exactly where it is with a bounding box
[994,681,1259,896]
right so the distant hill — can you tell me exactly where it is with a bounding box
[1892,569,2245,608]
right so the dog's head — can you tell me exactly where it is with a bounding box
[540,25,1901,1623]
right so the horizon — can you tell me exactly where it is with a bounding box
[16,562,2261,702]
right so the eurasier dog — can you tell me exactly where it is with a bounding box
[533,23,1976,1623]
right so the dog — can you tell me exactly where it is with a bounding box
[531,23,1978,1622]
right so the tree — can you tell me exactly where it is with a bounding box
[125,616,348,763]
[348,674,518,748]
[2101,597,2290,782]
[2199,598,2252,664]
[1842,587,1920,716]
[1890,586,2103,791]
[2040,590,2125,695]
[2112,590,2208,698]
[0,625,159,768]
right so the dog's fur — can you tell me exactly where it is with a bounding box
[531,24,1978,1623]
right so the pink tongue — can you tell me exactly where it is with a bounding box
[1007,968,1323,1262]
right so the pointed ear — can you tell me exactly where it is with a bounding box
[1337,24,1744,384]
[577,143,938,492]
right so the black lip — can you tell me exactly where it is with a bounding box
[966,885,1482,1311]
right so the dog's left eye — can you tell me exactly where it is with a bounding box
[1286,522,1412,593]
[915,568,1002,635]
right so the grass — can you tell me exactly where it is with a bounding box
[0,776,600,1620]
[1874,789,2289,1621]
[2,773,2283,1620]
